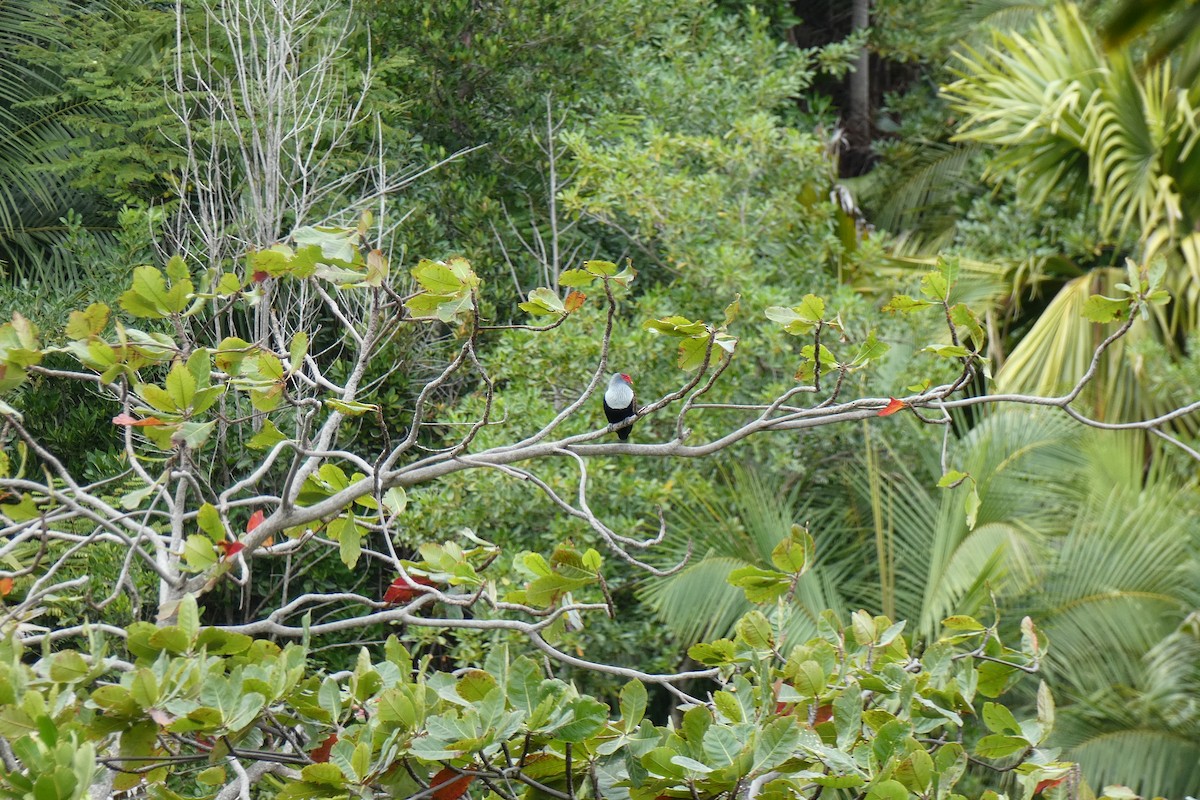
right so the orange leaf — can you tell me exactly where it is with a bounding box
[383,574,435,604]
[564,290,586,312]
[246,510,265,532]
[0,577,12,596]
[430,768,475,800]
[877,398,906,417]
[1035,778,1065,795]
[113,413,166,427]
[309,733,337,763]
[217,540,245,559]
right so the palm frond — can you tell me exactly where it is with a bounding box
[1057,727,1200,798]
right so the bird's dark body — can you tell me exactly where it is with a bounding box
[604,400,635,440]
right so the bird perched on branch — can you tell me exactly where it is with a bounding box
[603,373,637,440]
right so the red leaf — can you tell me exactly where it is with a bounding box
[1035,777,1066,795]
[112,413,166,427]
[430,768,475,800]
[309,733,337,763]
[252,270,269,283]
[812,703,834,725]
[0,577,12,597]
[564,290,586,312]
[217,540,245,559]
[246,510,265,533]
[383,573,435,604]
[877,398,906,417]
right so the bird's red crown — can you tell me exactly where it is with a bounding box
[620,373,633,384]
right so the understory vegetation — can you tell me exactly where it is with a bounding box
[0,0,1198,797]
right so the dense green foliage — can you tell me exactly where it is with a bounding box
[0,0,1198,797]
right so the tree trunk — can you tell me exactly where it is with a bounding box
[845,0,871,173]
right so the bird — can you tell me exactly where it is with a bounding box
[603,372,636,440]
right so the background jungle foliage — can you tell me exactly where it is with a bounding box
[0,0,1197,795]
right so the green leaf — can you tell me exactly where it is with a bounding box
[770,524,814,574]
[325,399,380,416]
[982,702,1021,735]
[937,470,969,488]
[851,609,877,645]
[331,514,362,569]
[735,611,774,651]
[924,344,971,358]
[584,260,618,276]
[753,717,801,772]
[519,287,567,316]
[412,260,464,293]
[197,766,226,786]
[791,660,826,697]
[867,778,908,800]
[677,335,711,370]
[883,294,933,314]
[949,304,985,346]
[382,487,407,515]
[48,651,89,683]
[833,685,863,750]
[643,315,708,337]
[849,331,890,366]
[964,484,981,530]
[1082,294,1131,323]
[65,303,109,339]
[289,332,308,373]
[688,639,736,666]
[941,615,985,631]
[558,269,594,287]
[920,270,949,302]
[974,734,1029,759]
[175,421,216,449]
[247,419,289,450]
[722,294,741,327]
[1036,681,1055,737]
[197,503,223,542]
[176,594,200,645]
[727,565,790,603]
[619,680,647,732]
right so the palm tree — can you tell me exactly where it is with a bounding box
[646,409,1200,795]
[942,2,1200,426]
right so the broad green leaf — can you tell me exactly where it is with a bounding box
[558,269,594,287]
[942,615,985,631]
[325,399,379,416]
[247,419,289,450]
[1082,294,1130,323]
[770,524,814,574]
[65,303,109,339]
[688,639,736,666]
[619,680,647,732]
[974,734,1029,759]
[583,260,618,276]
[735,611,774,651]
[937,470,969,488]
[882,294,933,314]
[677,336,711,370]
[982,702,1021,736]
[48,651,89,683]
